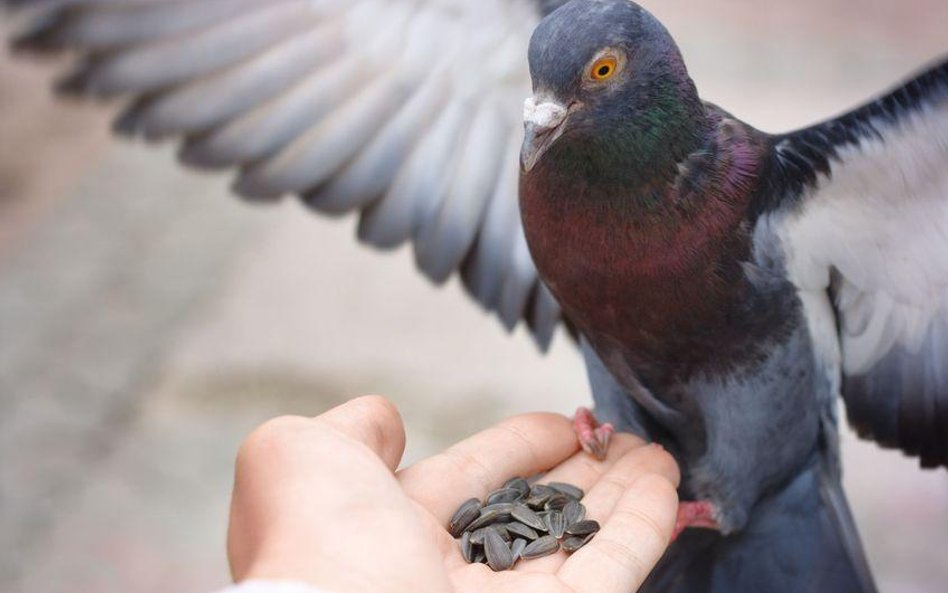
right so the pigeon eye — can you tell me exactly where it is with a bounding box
[590,56,618,81]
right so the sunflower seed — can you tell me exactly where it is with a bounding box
[510,538,527,562]
[525,496,548,510]
[545,510,566,538]
[466,504,515,531]
[561,534,594,553]
[549,482,584,500]
[565,519,600,537]
[470,527,492,545]
[481,502,516,515]
[484,528,514,571]
[504,477,531,498]
[506,521,539,540]
[545,494,571,511]
[521,535,560,559]
[563,500,586,525]
[530,484,556,497]
[487,487,523,505]
[511,505,546,531]
[494,524,511,542]
[450,477,590,570]
[449,497,481,537]
[460,531,475,563]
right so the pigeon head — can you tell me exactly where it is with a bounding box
[521,0,708,177]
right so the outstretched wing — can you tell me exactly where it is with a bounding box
[8,0,571,348]
[763,57,948,468]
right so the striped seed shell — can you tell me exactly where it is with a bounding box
[549,482,584,500]
[561,534,594,553]
[506,521,539,540]
[545,494,571,512]
[486,487,523,505]
[529,484,556,500]
[472,525,509,545]
[521,535,560,559]
[563,500,586,525]
[466,504,515,531]
[511,538,527,562]
[470,527,492,545]
[481,502,516,515]
[484,528,514,572]
[504,477,531,497]
[545,510,566,539]
[460,531,475,563]
[512,505,547,531]
[525,495,549,510]
[565,519,600,537]
[449,497,482,537]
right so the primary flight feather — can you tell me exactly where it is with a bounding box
[6,0,947,591]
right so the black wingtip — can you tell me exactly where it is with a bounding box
[53,69,89,96]
[761,56,948,215]
[176,141,232,172]
[230,173,285,203]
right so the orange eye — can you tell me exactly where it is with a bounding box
[590,56,618,81]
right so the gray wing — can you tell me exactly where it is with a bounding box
[8,0,571,348]
[763,58,948,468]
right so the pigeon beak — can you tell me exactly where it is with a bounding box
[521,97,569,173]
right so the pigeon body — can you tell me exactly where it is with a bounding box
[7,1,948,591]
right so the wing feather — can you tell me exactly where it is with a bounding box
[463,130,524,308]
[8,0,568,347]
[358,96,470,249]
[235,69,415,198]
[178,42,363,168]
[14,0,283,51]
[415,97,508,282]
[120,23,339,138]
[765,57,948,467]
[58,2,320,97]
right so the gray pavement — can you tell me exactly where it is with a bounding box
[2,2,948,592]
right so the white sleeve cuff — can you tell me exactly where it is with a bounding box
[212,580,336,593]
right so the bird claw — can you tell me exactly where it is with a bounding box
[672,500,721,541]
[573,407,614,461]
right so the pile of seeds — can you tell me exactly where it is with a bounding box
[447,476,600,572]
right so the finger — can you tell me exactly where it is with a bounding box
[514,439,677,574]
[537,433,645,494]
[558,473,679,593]
[580,442,680,523]
[314,395,407,471]
[397,413,577,524]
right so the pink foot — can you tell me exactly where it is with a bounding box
[672,500,720,541]
[573,407,615,461]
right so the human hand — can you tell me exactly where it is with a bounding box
[228,396,680,593]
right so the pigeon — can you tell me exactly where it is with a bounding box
[7,1,947,592]
[520,1,946,591]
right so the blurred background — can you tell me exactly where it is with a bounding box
[1,1,946,592]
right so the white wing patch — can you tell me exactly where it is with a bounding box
[774,99,948,375]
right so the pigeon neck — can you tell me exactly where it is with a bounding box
[546,79,711,199]
[519,110,766,379]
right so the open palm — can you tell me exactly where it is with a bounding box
[229,396,680,593]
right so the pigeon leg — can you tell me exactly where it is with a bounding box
[672,500,720,541]
[573,407,614,461]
